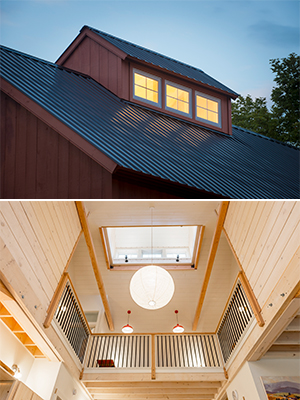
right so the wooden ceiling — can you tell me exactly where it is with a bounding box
[69,201,240,334]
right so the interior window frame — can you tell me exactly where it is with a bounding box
[195,91,222,128]
[133,68,162,108]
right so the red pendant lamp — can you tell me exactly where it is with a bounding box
[122,310,133,333]
[172,310,184,333]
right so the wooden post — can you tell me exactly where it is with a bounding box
[76,201,114,331]
[192,201,229,331]
[151,334,156,380]
[43,272,69,328]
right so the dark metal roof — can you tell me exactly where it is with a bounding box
[83,25,239,98]
[1,45,299,199]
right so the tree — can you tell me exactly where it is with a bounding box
[270,53,300,146]
[231,95,271,136]
[232,53,299,147]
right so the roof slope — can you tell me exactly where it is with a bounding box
[83,25,238,97]
[1,45,299,199]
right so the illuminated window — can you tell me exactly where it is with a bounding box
[165,81,191,117]
[133,69,161,106]
[196,92,221,127]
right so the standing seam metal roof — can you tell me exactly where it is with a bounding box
[0,45,299,199]
[83,26,239,97]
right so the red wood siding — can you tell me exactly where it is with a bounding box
[61,37,126,99]
[0,93,113,199]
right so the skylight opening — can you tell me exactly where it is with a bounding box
[100,225,205,270]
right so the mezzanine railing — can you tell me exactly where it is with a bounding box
[217,279,254,363]
[54,280,90,363]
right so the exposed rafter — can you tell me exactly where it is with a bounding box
[76,201,114,331]
[192,201,229,331]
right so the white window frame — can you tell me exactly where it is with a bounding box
[195,91,222,128]
[133,68,161,107]
[165,80,192,118]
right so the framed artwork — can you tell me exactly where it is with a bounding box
[261,376,300,400]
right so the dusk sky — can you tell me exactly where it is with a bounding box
[0,0,299,107]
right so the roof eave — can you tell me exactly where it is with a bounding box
[126,55,239,99]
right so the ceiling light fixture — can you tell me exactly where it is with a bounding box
[122,310,133,333]
[129,207,175,310]
[173,310,184,333]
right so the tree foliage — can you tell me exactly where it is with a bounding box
[270,53,299,146]
[232,53,300,147]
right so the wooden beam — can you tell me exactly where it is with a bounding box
[0,360,14,376]
[192,201,229,331]
[0,280,14,302]
[151,334,156,380]
[192,225,205,270]
[43,272,69,329]
[222,226,265,327]
[76,201,114,331]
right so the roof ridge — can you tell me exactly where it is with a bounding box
[83,25,205,73]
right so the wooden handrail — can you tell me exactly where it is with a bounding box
[43,272,69,329]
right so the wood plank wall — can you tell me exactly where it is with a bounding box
[0,93,113,199]
[0,201,81,305]
[62,37,126,98]
[224,201,300,308]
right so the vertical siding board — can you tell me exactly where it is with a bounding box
[3,93,17,198]
[79,149,92,198]
[25,110,38,198]
[14,103,27,198]
[108,52,118,95]
[0,93,7,197]
[68,144,81,199]
[100,46,109,89]
[90,40,99,82]
[57,133,69,198]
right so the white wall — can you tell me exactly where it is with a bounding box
[0,319,34,382]
[226,362,261,400]
[51,363,91,400]
[25,359,61,400]
[226,358,300,400]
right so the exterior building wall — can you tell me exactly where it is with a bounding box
[59,36,126,99]
[0,93,113,199]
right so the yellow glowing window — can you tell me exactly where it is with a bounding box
[134,72,159,104]
[196,94,219,125]
[166,84,190,114]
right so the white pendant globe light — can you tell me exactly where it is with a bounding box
[130,265,175,310]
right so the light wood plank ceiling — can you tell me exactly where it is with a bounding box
[69,201,239,334]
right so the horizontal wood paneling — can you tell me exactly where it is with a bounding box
[0,201,81,304]
[0,92,113,199]
[224,201,300,308]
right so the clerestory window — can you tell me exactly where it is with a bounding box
[165,81,192,117]
[133,69,161,107]
[196,92,221,127]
